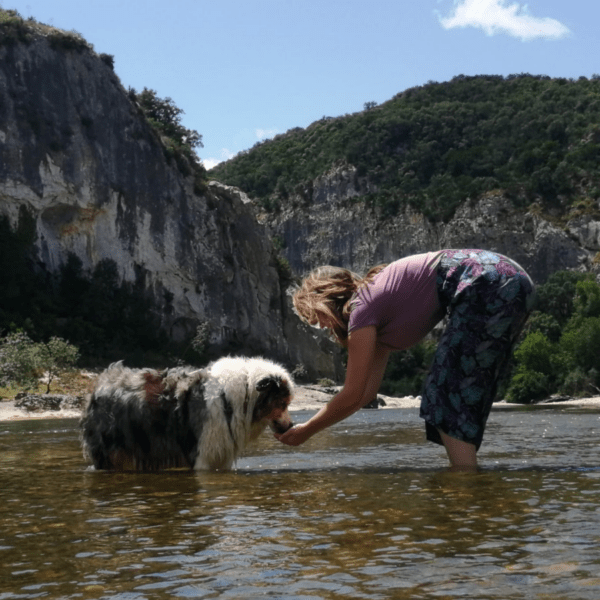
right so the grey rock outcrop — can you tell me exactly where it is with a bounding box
[0,29,342,380]
[264,163,597,283]
[14,393,84,412]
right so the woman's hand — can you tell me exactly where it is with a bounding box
[275,327,390,447]
[274,423,313,446]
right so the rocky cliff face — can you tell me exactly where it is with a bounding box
[0,31,342,380]
[262,163,598,283]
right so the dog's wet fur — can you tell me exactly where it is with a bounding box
[80,356,294,471]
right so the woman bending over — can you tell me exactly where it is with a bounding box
[275,249,536,470]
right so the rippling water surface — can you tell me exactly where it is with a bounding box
[1,407,600,599]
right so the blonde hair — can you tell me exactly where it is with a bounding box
[292,264,387,347]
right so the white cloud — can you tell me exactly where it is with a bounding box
[202,148,235,171]
[203,158,221,170]
[439,0,571,41]
[255,128,279,141]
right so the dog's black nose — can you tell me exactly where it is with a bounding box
[272,420,294,435]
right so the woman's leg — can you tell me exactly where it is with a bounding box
[438,429,478,471]
[421,251,535,462]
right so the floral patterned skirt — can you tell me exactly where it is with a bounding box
[419,250,536,450]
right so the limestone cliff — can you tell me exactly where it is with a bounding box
[0,26,341,379]
[261,163,597,283]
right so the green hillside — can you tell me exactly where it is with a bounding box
[211,74,600,222]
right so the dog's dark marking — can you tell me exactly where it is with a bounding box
[220,391,235,443]
[175,388,201,465]
[143,372,166,405]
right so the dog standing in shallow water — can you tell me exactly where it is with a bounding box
[80,356,294,471]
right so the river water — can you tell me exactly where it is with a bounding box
[1,406,599,599]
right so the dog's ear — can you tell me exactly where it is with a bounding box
[256,376,282,394]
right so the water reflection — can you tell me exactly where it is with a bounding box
[0,408,599,599]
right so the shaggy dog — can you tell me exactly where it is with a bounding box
[80,356,294,471]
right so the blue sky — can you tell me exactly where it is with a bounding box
[1,0,597,169]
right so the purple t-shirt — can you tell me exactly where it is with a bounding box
[348,251,445,350]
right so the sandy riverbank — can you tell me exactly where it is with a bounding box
[0,401,83,421]
[2,386,600,422]
[294,387,600,411]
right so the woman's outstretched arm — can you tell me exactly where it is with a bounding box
[275,326,390,446]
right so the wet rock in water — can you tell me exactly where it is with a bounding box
[14,394,84,412]
[363,396,387,409]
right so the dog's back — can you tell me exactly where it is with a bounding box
[80,362,204,470]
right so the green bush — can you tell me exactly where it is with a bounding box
[48,30,88,52]
[99,53,114,70]
[559,317,600,373]
[0,332,37,389]
[0,9,33,46]
[0,332,79,392]
[505,273,600,402]
[32,336,80,393]
[570,279,600,322]
[523,310,562,342]
[512,330,555,376]
[560,368,600,397]
[133,87,205,178]
[505,370,551,404]
[531,270,590,325]
[504,330,558,404]
[380,339,437,397]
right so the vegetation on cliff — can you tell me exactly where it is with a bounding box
[129,87,207,183]
[212,74,600,221]
[1,8,92,52]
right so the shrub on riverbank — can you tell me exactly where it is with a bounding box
[506,272,600,403]
[0,332,79,394]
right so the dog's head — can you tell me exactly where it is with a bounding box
[253,375,294,434]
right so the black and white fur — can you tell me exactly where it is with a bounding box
[80,356,294,471]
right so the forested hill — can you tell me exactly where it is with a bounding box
[211,74,600,222]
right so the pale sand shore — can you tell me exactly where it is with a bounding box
[1,386,600,422]
[0,401,83,421]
